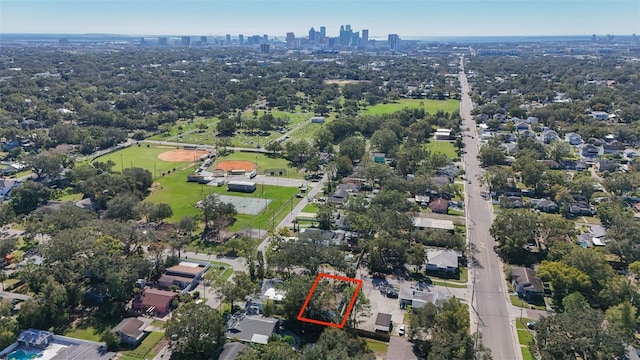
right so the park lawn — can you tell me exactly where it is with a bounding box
[286,112,338,142]
[216,152,304,179]
[365,338,389,355]
[148,116,219,141]
[302,203,319,213]
[146,168,301,231]
[91,145,190,177]
[426,140,458,160]
[119,331,164,360]
[363,99,460,116]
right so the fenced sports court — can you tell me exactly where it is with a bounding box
[218,195,272,215]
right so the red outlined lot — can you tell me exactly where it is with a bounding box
[297,273,363,329]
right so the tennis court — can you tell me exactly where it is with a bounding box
[218,195,272,215]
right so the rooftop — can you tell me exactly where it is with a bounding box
[226,312,279,345]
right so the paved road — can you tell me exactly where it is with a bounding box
[256,174,328,256]
[0,290,32,301]
[459,56,521,360]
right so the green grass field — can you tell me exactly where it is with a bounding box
[286,113,337,141]
[215,151,303,179]
[91,145,190,177]
[363,99,460,115]
[146,167,301,231]
[365,338,389,355]
[521,347,535,360]
[426,141,458,159]
[149,116,219,142]
[302,203,319,213]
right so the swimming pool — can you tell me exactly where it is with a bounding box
[7,349,44,360]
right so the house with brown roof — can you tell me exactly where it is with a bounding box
[133,288,177,316]
[165,264,205,280]
[111,317,152,345]
[429,198,449,214]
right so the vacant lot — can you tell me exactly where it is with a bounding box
[363,99,459,115]
[426,140,458,159]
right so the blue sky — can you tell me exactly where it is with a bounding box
[1,0,639,38]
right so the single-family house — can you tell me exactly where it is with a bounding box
[511,267,543,303]
[225,312,280,345]
[165,264,206,280]
[310,116,326,124]
[336,183,360,193]
[603,140,625,154]
[299,228,344,246]
[476,114,489,123]
[526,116,539,124]
[259,279,286,302]
[431,175,452,187]
[503,143,518,155]
[319,152,332,164]
[111,317,151,346]
[493,113,506,121]
[412,217,455,233]
[425,249,460,274]
[399,288,449,310]
[157,274,194,291]
[429,198,449,214]
[532,199,559,213]
[374,313,393,333]
[0,162,24,176]
[514,121,529,131]
[537,160,561,169]
[541,130,559,144]
[597,159,618,173]
[132,288,178,316]
[219,343,247,360]
[565,132,583,145]
[580,143,601,158]
[569,201,595,216]
[327,189,349,206]
[0,179,20,199]
[576,160,587,171]
[372,152,386,164]
[590,111,609,120]
[499,195,523,208]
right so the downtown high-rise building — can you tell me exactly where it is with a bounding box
[361,29,369,48]
[388,33,400,50]
[309,27,316,41]
[238,34,244,46]
[320,26,326,39]
[225,34,231,45]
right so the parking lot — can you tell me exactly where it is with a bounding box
[357,275,408,336]
[356,272,470,337]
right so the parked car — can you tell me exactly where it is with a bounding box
[398,325,405,336]
[527,321,538,330]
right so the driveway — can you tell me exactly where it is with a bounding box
[386,337,417,360]
[357,276,406,335]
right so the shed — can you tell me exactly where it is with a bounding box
[374,313,392,332]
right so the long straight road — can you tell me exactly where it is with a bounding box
[459,56,521,360]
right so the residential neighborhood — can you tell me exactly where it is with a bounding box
[1,23,640,360]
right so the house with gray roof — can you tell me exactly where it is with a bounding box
[511,267,543,303]
[425,248,460,274]
[225,312,280,345]
[399,287,450,310]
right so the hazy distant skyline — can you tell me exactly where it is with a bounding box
[1,0,639,38]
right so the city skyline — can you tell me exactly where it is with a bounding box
[1,0,639,38]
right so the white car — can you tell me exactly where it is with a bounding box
[398,325,405,336]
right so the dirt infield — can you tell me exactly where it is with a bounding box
[158,149,211,162]
[214,160,257,172]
